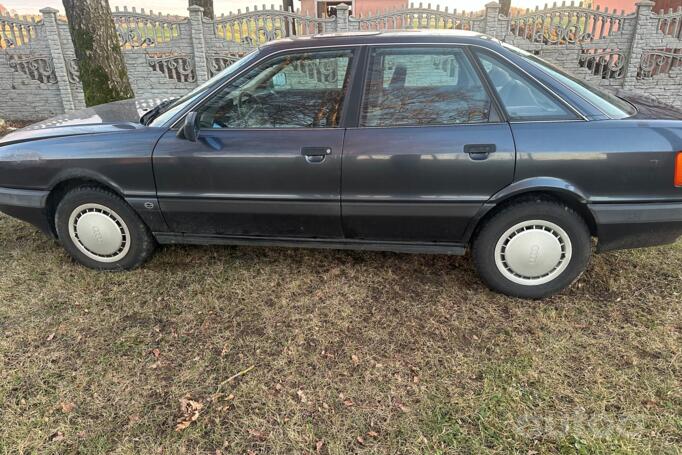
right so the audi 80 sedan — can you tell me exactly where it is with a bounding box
[2,30,682,298]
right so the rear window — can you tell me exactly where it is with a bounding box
[502,43,636,119]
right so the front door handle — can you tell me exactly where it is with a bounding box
[301,147,332,164]
[464,144,496,161]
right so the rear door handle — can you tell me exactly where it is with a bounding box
[301,147,332,163]
[464,144,496,161]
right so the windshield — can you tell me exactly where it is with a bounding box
[502,43,636,119]
[149,49,260,127]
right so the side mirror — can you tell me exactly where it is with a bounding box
[179,111,199,142]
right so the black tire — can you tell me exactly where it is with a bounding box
[54,186,156,270]
[472,199,591,299]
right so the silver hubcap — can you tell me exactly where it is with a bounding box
[68,203,131,263]
[494,220,572,286]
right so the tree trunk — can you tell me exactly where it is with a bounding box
[189,0,214,19]
[499,0,512,17]
[62,0,134,106]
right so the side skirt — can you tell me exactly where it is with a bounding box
[153,233,467,255]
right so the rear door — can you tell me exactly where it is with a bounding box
[341,45,516,242]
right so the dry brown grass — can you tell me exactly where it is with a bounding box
[1,213,680,454]
[0,124,680,454]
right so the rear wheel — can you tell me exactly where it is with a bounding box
[472,199,591,299]
[55,186,156,270]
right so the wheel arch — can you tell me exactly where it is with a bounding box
[464,178,598,244]
[44,173,126,237]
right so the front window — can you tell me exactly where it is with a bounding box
[360,47,494,127]
[149,49,260,127]
[502,43,636,119]
[196,49,355,129]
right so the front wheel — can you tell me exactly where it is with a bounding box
[55,186,156,270]
[472,200,591,299]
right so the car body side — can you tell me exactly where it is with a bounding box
[1,32,682,253]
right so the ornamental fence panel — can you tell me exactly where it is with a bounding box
[1,1,681,120]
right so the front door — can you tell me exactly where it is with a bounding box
[342,46,516,242]
[153,48,357,238]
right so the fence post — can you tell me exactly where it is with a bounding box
[40,7,76,112]
[334,3,350,32]
[483,2,501,38]
[188,5,209,83]
[622,0,656,91]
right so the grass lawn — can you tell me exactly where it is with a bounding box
[0,122,680,454]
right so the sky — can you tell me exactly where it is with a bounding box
[1,0,551,16]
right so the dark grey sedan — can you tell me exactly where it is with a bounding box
[2,30,682,298]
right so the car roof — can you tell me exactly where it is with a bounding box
[260,29,502,51]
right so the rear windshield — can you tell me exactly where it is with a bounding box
[502,43,636,119]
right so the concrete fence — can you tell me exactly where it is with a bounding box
[1,1,681,120]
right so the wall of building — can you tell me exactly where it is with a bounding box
[654,0,682,12]
[594,0,637,13]
[299,0,408,17]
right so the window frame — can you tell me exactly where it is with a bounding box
[171,45,363,131]
[353,44,505,129]
[471,47,585,123]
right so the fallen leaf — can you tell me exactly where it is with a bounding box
[60,402,75,413]
[351,354,359,365]
[296,390,307,403]
[316,440,324,453]
[356,436,365,445]
[129,414,141,423]
[395,399,410,413]
[46,333,55,341]
[343,399,355,407]
[248,429,266,440]
[413,376,420,384]
[367,431,379,438]
[49,431,65,442]
[151,348,161,359]
[175,398,203,432]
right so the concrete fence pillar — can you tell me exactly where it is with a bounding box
[188,5,209,83]
[40,7,76,112]
[484,2,501,38]
[334,3,350,32]
[622,0,656,90]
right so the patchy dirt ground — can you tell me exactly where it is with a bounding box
[0,125,680,454]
